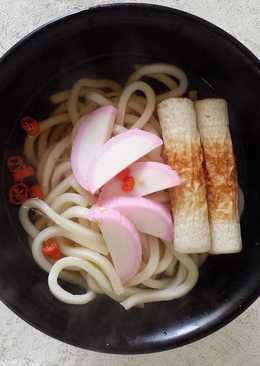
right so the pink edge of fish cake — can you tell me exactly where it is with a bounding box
[86,206,142,284]
[98,161,181,203]
[103,196,174,241]
[87,129,163,194]
[71,105,117,190]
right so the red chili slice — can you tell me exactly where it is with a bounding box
[8,183,29,205]
[29,184,44,200]
[13,165,34,182]
[122,176,135,192]
[117,168,130,181]
[21,116,40,136]
[42,239,62,261]
[7,155,26,173]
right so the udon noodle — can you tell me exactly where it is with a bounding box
[18,63,243,309]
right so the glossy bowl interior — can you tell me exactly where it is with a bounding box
[1,3,260,354]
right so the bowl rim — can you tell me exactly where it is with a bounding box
[0,2,260,354]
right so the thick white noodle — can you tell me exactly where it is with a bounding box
[128,236,160,286]
[29,225,87,287]
[31,226,62,271]
[37,144,55,183]
[85,90,116,107]
[42,135,71,195]
[53,80,121,105]
[86,273,104,295]
[24,114,70,166]
[48,257,110,305]
[140,233,150,262]
[143,277,172,289]
[20,199,107,254]
[51,162,71,189]
[51,193,88,213]
[19,205,39,239]
[133,65,178,89]
[59,240,123,295]
[86,274,145,304]
[68,78,122,123]
[45,175,75,205]
[116,81,156,129]
[121,253,198,309]
[165,258,178,276]
[37,131,49,160]
[70,179,97,205]
[127,63,188,102]
[31,225,105,294]
[154,244,174,275]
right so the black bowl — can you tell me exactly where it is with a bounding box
[1,3,260,354]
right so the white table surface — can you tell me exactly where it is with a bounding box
[1,0,260,365]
